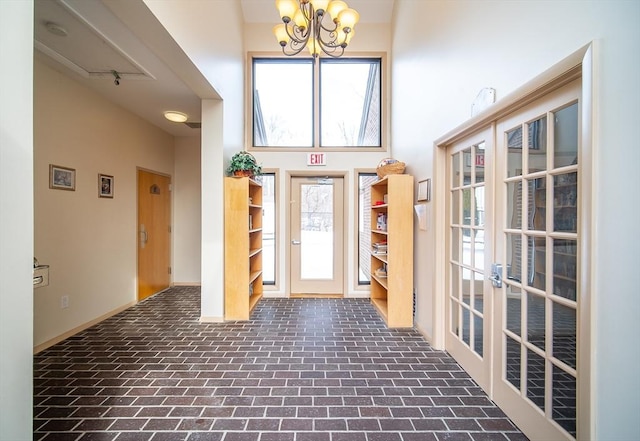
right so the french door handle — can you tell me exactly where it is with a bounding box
[291,240,301,245]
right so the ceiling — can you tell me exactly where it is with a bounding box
[34,0,394,137]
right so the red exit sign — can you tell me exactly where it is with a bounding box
[307,153,327,166]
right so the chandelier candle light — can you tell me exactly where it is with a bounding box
[273,0,360,58]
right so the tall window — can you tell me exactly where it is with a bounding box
[358,172,378,284]
[261,173,276,285]
[252,57,382,149]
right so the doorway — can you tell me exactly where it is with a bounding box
[290,176,344,295]
[137,169,171,301]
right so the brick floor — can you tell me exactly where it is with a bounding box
[34,286,528,441]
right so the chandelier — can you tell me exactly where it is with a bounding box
[273,0,360,58]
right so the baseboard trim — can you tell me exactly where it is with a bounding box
[199,316,224,323]
[173,282,201,286]
[33,301,136,354]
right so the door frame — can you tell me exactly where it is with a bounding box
[285,171,348,297]
[432,44,594,440]
[136,167,172,301]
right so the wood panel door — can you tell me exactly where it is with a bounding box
[137,169,171,301]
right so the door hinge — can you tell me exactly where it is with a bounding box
[168,225,172,233]
[168,266,172,275]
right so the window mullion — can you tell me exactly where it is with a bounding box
[314,60,321,149]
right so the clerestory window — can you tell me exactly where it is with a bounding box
[251,56,383,149]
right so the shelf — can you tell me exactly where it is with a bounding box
[372,272,388,290]
[372,253,388,264]
[249,204,262,209]
[371,229,388,235]
[249,248,262,258]
[371,204,389,209]
[249,292,263,314]
[371,297,389,323]
[249,228,262,234]
[249,270,262,284]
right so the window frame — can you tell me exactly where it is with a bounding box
[247,52,388,152]
[354,169,378,290]
[260,169,279,290]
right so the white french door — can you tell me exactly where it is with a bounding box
[290,176,344,295]
[492,78,581,441]
[445,78,584,441]
[446,128,494,392]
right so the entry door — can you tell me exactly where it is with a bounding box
[137,169,171,301]
[446,127,494,392]
[492,79,581,440]
[290,176,344,295]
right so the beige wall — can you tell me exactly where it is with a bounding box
[390,0,640,439]
[33,59,175,348]
[174,136,202,284]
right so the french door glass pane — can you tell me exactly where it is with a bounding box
[528,116,547,172]
[552,365,577,437]
[527,292,546,350]
[300,183,333,279]
[553,103,579,168]
[320,59,381,147]
[527,349,546,411]
[253,60,313,147]
[506,126,523,178]
[553,301,577,369]
[507,181,522,229]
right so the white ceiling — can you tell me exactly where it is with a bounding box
[34,0,394,137]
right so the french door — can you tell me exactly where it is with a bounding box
[446,78,583,441]
[446,127,494,392]
[290,176,344,295]
[492,79,581,441]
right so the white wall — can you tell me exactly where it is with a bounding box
[173,136,202,284]
[33,59,175,347]
[0,2,33,439]
[390,0,640,438]
[143,0,245,321]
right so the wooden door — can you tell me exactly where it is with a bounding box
[137,169,171,301]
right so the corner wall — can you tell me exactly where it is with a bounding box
[33,59,175,348]
[0,1,33,438]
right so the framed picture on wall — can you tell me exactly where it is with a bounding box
[417,178,431,202]
[49,164,75,191]
[99,174,114,198]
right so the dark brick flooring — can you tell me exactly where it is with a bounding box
[34,286,528,441]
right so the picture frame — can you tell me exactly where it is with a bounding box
[417,178,431,202]
[49,164,76,191]
[99,174,114,198]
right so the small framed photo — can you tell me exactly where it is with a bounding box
[99,174,114,198]
[49,164,76,191]
[417,178,431,202]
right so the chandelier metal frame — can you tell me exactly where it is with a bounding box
[274,0,359,58]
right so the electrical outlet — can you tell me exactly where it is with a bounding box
[61,295,69,309]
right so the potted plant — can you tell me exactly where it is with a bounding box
[226,151,262,178]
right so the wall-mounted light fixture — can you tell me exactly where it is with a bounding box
[163,111,188,123]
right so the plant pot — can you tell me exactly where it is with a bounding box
[233,170,253,178]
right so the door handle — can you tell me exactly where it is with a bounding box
[489,263,502,288]
[291,240,301,245]
[140,225,148,248]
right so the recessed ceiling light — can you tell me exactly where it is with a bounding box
[163,111,188,123]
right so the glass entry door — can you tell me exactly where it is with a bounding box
[290,176,344,295]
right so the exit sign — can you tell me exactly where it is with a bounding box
[307,153,327,166]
